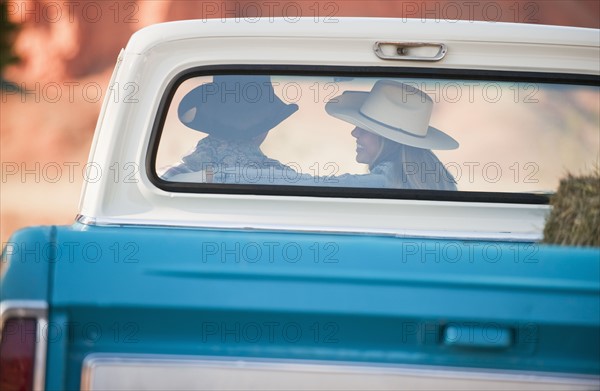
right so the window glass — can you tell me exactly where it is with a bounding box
[155,74,599,194]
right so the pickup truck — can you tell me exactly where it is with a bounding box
[1,18,599,390]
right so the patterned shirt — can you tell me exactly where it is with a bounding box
[162,136,289,180]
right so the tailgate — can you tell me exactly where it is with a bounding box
[46,225,600,390]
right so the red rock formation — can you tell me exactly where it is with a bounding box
[5,1,598,84]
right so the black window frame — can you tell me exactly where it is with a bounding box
[146,65,600,204]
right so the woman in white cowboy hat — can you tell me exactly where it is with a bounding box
[162,75,298,181]
[325,80,459,191]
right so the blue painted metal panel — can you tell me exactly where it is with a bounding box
[44,311,69,391]
[45,224,599,388]
[1,226,53,301]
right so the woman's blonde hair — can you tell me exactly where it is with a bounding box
[376,140,457,190]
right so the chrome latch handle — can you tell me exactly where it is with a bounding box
[374,42,447,61]
[443,324,514,349]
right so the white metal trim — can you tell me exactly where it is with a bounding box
[75,214,541,242]
[80,353,600,391]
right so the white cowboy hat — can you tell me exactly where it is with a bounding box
[325,80,458,150]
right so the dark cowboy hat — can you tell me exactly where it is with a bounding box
[178,75,298,140]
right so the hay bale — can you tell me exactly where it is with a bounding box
[543,169,600,247]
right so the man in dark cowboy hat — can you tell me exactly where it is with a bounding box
[162,75,298,182]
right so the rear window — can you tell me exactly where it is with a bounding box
[150,71,599,201]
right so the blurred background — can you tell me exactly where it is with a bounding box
[1,0,599,244]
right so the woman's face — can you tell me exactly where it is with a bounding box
[351,127,383,165]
